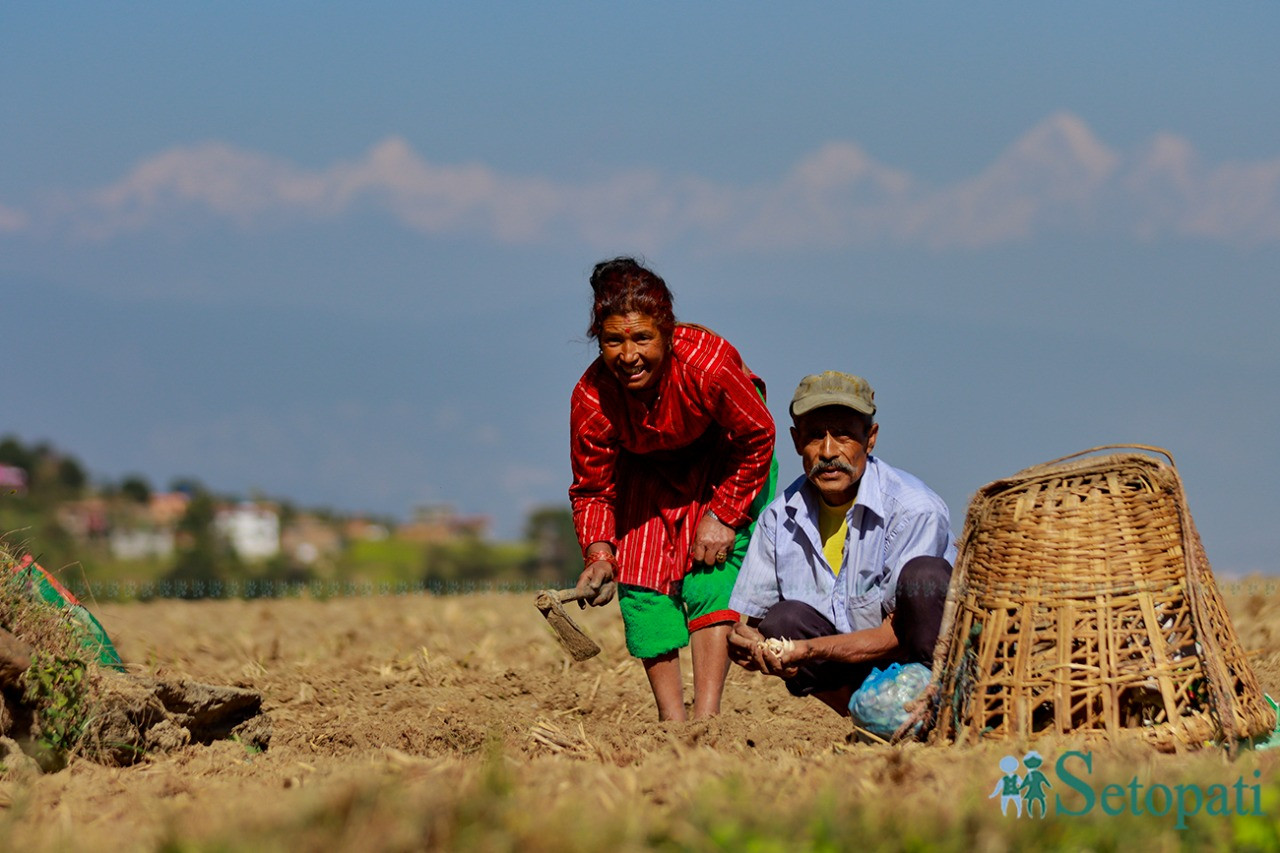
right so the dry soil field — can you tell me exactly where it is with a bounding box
[3,583,1280,851]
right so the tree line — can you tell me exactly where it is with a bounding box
[0,434,583,597]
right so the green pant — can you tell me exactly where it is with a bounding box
[618,454,778,659]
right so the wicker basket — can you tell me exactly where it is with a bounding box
[928,445,1274,750]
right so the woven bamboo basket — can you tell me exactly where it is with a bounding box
[928,445,1274,750]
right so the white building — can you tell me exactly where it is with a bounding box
[110,528,175,560]
[214,503,280,561]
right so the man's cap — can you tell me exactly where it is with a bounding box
[789,371,876,417]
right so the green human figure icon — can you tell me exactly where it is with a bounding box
[1019,751,1052,818]
[989,755,1023,817]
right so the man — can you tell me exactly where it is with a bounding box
[727,371,956,716]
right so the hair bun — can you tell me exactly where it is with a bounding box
[586,257,676,340]
[590,258,630,293]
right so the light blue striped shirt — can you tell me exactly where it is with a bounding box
[729,455,956,634]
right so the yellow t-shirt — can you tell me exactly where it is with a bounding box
[817,497,854,576]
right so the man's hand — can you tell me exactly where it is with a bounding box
[574,554,617,607]
[728,623,802,678]
[727,623,765,670]
[690,511,737,567]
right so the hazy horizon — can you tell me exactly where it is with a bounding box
[5,4,1278,573]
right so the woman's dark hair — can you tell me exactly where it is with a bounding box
[587,257,676,341]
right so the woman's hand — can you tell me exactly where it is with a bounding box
[574,547,617,606]
[690,511,737,567]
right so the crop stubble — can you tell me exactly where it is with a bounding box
[1,586,1279,850]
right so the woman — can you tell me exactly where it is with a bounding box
[570,257,776,720]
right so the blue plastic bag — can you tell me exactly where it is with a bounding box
[848,662,932,738]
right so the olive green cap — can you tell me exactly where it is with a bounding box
[789,371,876,417]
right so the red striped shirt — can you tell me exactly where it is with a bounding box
[569,325,775,593]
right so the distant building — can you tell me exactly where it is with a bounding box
[56,498,109,540]
[281,514,343,565]
[397,504,490,543]
[0,464,27,495]
[148,491,191,527]
[101,491,187,560]
[110,528,175,560]
[214,502,280,561]
[344,517,390,542]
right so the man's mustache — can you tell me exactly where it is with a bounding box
[809,459,856,480]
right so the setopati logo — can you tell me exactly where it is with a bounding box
[991,750,1264,830]
[990,750,1053,818]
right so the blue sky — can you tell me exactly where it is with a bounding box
[3,4,1279,573]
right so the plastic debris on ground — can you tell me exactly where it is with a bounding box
[848,662,932,740]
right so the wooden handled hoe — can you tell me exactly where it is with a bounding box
[534,588,601,661]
